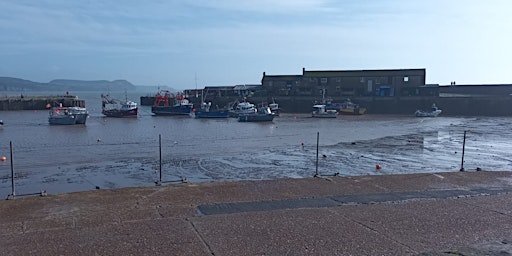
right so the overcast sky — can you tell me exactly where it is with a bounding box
[1,0,510,90]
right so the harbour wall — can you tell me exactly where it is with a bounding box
[141,95,512,116]
[0,96,86,110]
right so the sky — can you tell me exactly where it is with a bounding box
[0,0,511,90]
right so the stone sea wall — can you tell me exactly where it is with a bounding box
[0,95,86,110]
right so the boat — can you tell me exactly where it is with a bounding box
[238,106,275,122]
[0,119,3,128]
[101,94,138,118]
[151,90,194,116]
[268,98,281,116]
[312,104,337,118]
[48,106,89,125]
[415,103,442,117]
[338,99,366,115]
[194,102,230,118]
[312,88,337,118]
[229,101,257,117]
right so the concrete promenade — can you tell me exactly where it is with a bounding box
[2,171,512,255]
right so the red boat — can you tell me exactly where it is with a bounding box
[151,90,193,116]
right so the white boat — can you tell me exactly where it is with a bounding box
[48,106,89,125]
[415,103,442,117]
[238,106,275,122]
[268,98,280,116]
[312,104,337,118]
[101,94,138,118]
[229,101,257,117]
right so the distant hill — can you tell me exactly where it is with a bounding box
[0,77,47,91]
[48,79,136,91]
[0,77,165,92]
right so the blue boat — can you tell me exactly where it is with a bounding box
[194,102,230,118]
[151,90,193,116]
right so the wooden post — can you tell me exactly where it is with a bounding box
[460,130,467,172]
[315,132,319,177]
[9,141,15,199]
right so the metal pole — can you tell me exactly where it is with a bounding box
[159,134,162,183]
[315,132,319,177]
[10,141,15,198]
[460,130,467,172]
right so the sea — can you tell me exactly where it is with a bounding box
[1,91,512,197]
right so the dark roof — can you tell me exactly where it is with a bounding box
[262,75,302,81]
[303,68,426,77]
[204,86,234,90]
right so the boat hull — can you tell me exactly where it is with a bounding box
[195,110,230,118]
[102,108,138,118]
[238,114,275,122]
[151,106,192,116]
[415,110,442,117]
[338,108,367,115]
[312,113,337,118]
[49,117,78,125]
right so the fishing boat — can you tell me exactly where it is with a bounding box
[415,103,442,117]
[312,88,337,118]
[151,90,193,116]
[194,102,230,118]
[312,104,337,118]
[238,106,275,122]
[101,94,138,118]
[338,99,366,115]
[229,101,257,117]
[268,98,281,116]
[48,106,89,125]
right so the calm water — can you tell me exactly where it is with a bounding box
[1,91,512,196]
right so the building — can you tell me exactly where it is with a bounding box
[262,68,437,98]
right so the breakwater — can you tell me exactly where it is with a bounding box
[0,95,85,110]
[141,95,512,116]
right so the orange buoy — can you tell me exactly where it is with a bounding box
[375,164,381,170]
[1,156,6,162]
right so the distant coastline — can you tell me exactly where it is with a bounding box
[0,76,174,93]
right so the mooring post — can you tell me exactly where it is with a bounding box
[8,141,15,199]
[157,134,162,185]
[460,130,467,172]
[315,132,319,177]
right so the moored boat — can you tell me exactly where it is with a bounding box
[229,101,257,117]
[415,103,442,117]
[339,99,366,115]
[238,106,275,122]
[151,90,193,116]
[48,106,89,125]
[194,102,230,118]
[101,94,138,118]
[268,98,281,116]
[312,104,337,118]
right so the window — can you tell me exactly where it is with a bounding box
[336,78,341,82]
[321,78,328,83]
[404,76,409,82]
[336,86,341,91]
